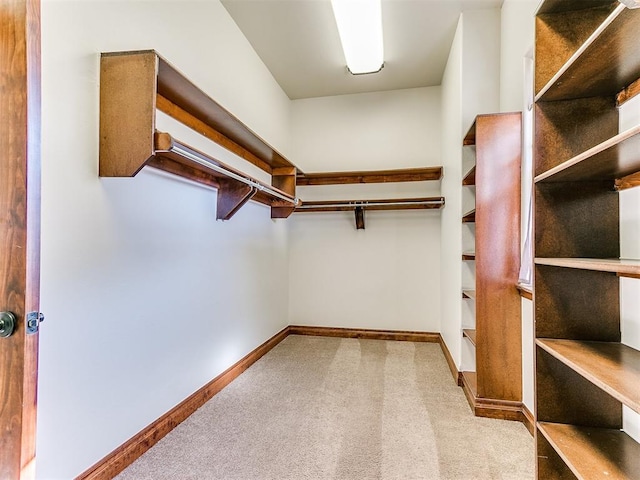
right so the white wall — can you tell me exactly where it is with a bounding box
[617,95,640,443]
[440,9,501,370]
[288,88,442,332]
[500,0,539,413]
[38,1,292,478]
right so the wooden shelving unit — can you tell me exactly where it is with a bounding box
[99,50,300,220]
[294,168,444,229]
[460,112,522,422]
[534,2,640,478]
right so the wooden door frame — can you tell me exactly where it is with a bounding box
[0,0,41,478]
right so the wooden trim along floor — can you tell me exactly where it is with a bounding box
[76,326,531,479]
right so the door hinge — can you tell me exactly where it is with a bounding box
[26,312,44,335]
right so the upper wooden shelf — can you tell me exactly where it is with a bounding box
[536,339,640,413]
[538,422,640,480]
[535,257,640,277]
[462,209,476,223]
[534,125,640,184]
[462,251,476,261]
[99,50,300,220]
[295,197,444,213]
[462,166,476,186]
[536,3,640,102]
[296,167,442,186]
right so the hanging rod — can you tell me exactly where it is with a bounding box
[295,197,445,212]
[156,133,299,206]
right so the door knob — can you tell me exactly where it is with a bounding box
[0,312,16,338]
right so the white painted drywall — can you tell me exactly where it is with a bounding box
[37,1,292,478]
[440,9,501,371]
[617,95,640,443]
[500,0,539,413]
[287,88,443,332]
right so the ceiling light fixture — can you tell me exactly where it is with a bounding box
[331,0,384,75]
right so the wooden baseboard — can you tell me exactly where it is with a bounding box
[437,334,460,383]
[76,326,291,480]
[288,325,440,343]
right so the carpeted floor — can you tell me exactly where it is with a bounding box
[116,335,534,479]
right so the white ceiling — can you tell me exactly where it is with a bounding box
[221,0,504,100]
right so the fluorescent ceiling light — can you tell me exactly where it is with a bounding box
[331,0,384,75]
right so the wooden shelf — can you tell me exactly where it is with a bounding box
[538,422,640,480]
[516,284,533,301]
[462,289,476,300]
[534,125,640,184]
[536,339,640,413]
[462,251,475,261]
[99,50,299,220]
[462,166,476,186]
[536,3,640,102]
[535,257,640,277]
[296,167,443,186]
[462,209,476,223]
[463,329,477,346]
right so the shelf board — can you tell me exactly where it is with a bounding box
[516,284,533,301]
[462,209,476,223]
[462,289,476,300]
[462,251,476,261]
[462,329,477,346]
[535,125,640,183]
[538,422,640,480]
[535,258,640,277]
[462,166,476,186]
[536,339,640,413]
[536,0,614,15]
[536,4,640,102]
[296,167,443,186]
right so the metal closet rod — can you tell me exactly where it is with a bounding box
[296,198,444,209]
[169,141,300,206]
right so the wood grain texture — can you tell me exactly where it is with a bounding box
[99,51,156,177]
[216,180,256,221]
[462,328,476,346]
[287,325,440,343]
[615,170,640,190]
[534,96,618,177]
[0,1,41,478]
[537,5,640,102]
[461,208,475,223]
[474,113,522,402]
[154,53,293,171]
[535,124,640,183]
[295,167,443,186]
[517,284,533,300]
[535,265,620,341]
[536,339,640,413]
[616,75,640,106]
[538,422,640,480]
[536,346,622,428]
[535,4,618,96]
[534,181,619,258]
[76,327,291,480]
[462,166,476,186]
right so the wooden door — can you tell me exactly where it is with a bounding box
[0,0,41,478]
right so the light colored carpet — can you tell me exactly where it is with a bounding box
[116,335,534,479]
